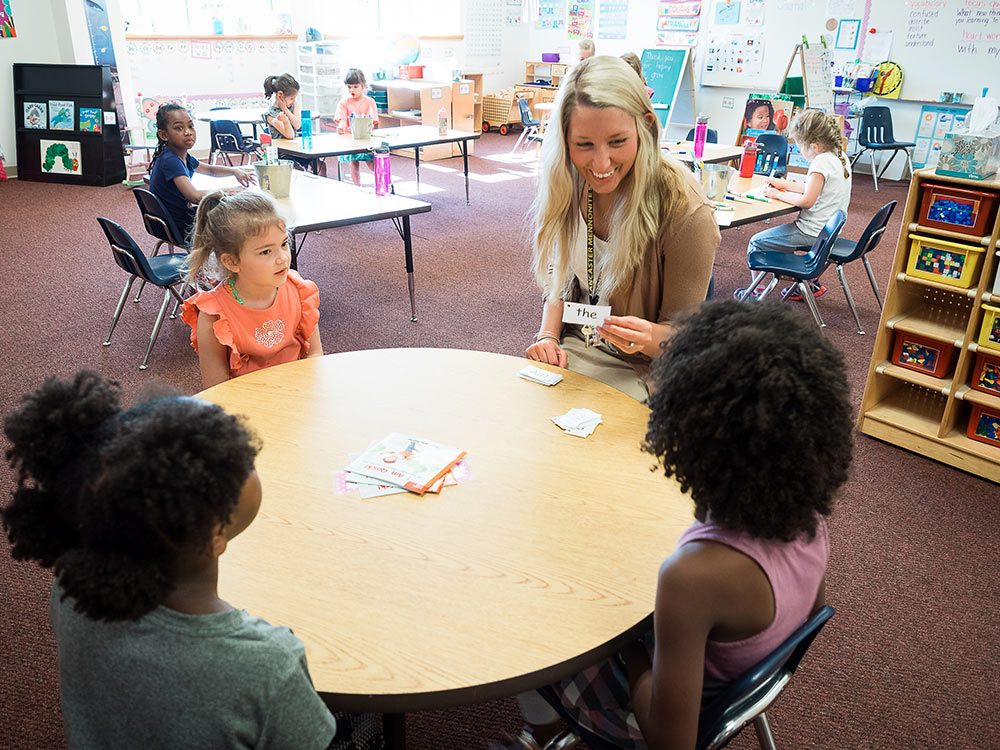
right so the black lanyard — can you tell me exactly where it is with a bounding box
[586,188,599,305]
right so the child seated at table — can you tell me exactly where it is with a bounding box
[492,300,853,750]
[180,191,323,389]
[1,371,339,749]
[263,73,327,176]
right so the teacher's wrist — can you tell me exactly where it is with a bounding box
[534,330,561,344]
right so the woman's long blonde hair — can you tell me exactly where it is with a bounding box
[530,55,689,302]
[185,191,286,284]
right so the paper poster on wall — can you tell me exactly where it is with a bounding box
[40,140,82,175]
[598,1,628,39]
[568,0,595,39]
[660,1,701,15]
[191,40,211,59]
[506,0,522,24]
[658,31,699,46]
[802,42,834,112]
[714,0,741,25]
[537,0,567,30]
[702,32,765,83]
[48,100,75,130]
[862,29,892,63]
[912,105,967,168]
[1,0,16,37]
[23,102,46,129]
[744,0,764,25]
[835,19,860,49]
[659,16,700,30]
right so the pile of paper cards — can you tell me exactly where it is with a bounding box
[551,408,603,438]
[518,365,563,386]
[336,432,469,499]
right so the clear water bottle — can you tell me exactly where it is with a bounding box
[373,145,391,196]
[693,113,709,160]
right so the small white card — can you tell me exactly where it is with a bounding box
[562,301,612,326]
[715,209,735,227]
[551,408,603,438]
[519,365,563,386]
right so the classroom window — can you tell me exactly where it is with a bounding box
[122,0,291,35]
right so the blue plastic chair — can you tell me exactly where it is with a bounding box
[685,127,719,144]
[131,188,190,305]
[511,97,543,153]
[828,200,897,335]
[737,210,847,329]
[211,119,259,166]
[754,133,788,177]
[851,106,915,191]
[98,217,187,370]
[538,606,835,750]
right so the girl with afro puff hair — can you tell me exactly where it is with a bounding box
[498,301,852,750]
[1,371,370,750]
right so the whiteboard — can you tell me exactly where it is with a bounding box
[866,0,1000,102]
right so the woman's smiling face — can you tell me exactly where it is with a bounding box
[566,105,641,197]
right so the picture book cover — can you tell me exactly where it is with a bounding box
[742,93,794,136]
[23,102,46,129]
[79,108,102,133]
[48,100,75,131]
[345,433,466,494]
[40,139,82,176]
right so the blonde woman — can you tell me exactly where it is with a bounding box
[523,56,720,402]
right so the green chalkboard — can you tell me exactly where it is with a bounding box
[640,48,688,111]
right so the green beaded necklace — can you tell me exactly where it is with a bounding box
[227,278,244,305]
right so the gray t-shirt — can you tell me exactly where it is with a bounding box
[50,583,336,750]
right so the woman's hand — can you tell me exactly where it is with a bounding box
[596,315,659,357]
[232,167,254,187]
[525,338,567,368]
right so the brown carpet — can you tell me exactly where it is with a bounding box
[0,133,997,750]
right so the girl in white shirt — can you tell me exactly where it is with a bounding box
[738,109,852,300]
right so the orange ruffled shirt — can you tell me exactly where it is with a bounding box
[180,270,320,380]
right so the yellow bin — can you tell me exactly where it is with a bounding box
[978,304,1000,353]
[905,233,985,288]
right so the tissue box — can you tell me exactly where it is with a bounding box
[935,133,1000,180]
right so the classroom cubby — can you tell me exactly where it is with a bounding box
[858,168,1000,482]
[13,63,125,186]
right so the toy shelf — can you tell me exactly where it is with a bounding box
[858,168,1000,482]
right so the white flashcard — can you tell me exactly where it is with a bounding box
[519,365,563,386]
[562,301,612,326]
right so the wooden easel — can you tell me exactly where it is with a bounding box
[779,36,834,112]
[640,47,696,139]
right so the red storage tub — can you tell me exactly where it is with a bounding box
[917,182,999,238]
[891,331,956,378]
[397,64,424,79]
[967,404,1000,448]
[970,351,1000,396]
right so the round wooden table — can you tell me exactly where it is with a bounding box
[202,349,693,722]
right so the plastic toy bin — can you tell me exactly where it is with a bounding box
[970,351,1000,396]
[891,330,956,378]
[966,404,1000,448]
[978,304,1000,353]
[905,233,985,288]
[917,182,999,237]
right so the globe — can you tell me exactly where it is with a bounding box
[387,34,420,66]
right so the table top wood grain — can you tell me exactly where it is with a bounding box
[201,348,694,711]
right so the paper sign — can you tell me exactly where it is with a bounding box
[103,110,116,125]
[431,87,443,99]
[562,301,612,325]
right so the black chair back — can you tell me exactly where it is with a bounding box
[212,119,250,153]
[685,127,719,144]
[97,217,157,283]
[696,606,835,750]
[517,97,540,128]
[133,188,187,248]
[858,106,895,147]
[838,200,897,263]
[754,133,788,176]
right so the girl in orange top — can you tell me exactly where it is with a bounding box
[180,191,323,389]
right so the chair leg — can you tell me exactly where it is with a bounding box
[104,276,137,345]
[150,239,164,257]
[862,256,884,309]
[836,264,865,335]
[869,151,879,192]
[756,274,779,302]
[736,271,767,301]
[511,128,528,153]
[752,713,778,750]
[169,285,185,319]
[800,281,826,328]
[140,287,173,370]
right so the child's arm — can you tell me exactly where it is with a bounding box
[267,112,295,139]
[280,97,301,131]
[194,160,254,186]
[196,312,232,389]
[305,327,323,359]
[764,172,825,208]
[764,176,804,193]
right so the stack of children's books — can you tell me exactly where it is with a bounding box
[336,432,469,499]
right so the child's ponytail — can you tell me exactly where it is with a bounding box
[263,73,300,99]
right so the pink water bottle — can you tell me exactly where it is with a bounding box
[373,145,391,196]
[693,113,709,160]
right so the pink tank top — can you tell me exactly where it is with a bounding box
[677,516,829,682]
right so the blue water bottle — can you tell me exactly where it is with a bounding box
[301,109,312,140]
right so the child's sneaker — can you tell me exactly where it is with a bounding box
[734,284,767,300]
[784,281,826,301]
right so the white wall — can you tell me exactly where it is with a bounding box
[0,0,76,170]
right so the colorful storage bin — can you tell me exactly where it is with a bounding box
[906,233,986,288]
[917,182,999,237]
[966,404,1000,448]
[978,304,1000,353]
[891,330,956,378]
[970,351,1000,396]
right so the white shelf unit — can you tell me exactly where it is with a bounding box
[296,41,342,117]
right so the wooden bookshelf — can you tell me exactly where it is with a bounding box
[858,168,1000,482]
